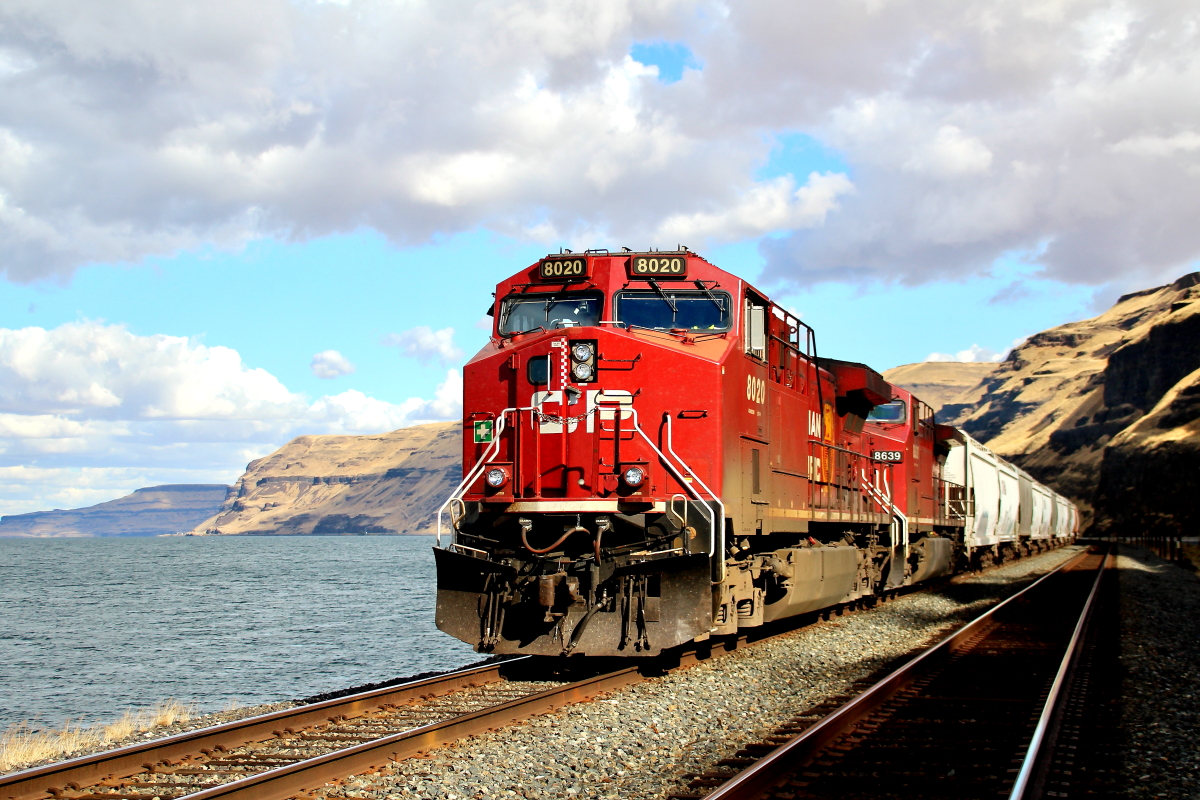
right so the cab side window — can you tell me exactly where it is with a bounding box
[745,295,767,361]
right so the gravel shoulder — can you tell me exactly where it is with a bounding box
[313,545,1086,800]
[1116,544,1200,799]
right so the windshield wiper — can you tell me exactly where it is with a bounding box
[646,279,678,314]
[694,279,726,313]
[543,290,571,318]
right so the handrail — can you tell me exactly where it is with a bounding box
[436,402,725,584]
[603,406,722,582]
[435,407,535,547]
[663,412,726,584]
[860,466,909,583]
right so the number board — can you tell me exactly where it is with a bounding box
[538,257,588,280]
[629,255,688,279]
[872,450,903,462]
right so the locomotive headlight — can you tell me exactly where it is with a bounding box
[485,467,509,488]
[572,362,594,381]
[622,466,645,487]
[571,343,593,362]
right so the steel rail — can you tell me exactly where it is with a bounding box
[4,544,1080,800]
[180,666,642,800]
[698,546,1101,800]
[0,659,530,800]
[1007,548,1111,799]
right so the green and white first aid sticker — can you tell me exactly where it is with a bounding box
[473,419,494,444]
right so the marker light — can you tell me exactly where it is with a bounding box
[485,467,509,488]
[622,466,645,487]
[572,362,594,381]
[572,343,594,362]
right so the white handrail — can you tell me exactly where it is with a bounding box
[664,412,726,584]
[621,408,723,584]
[437,403,726,588]
[436,407,534,547]
[860,466,909,583]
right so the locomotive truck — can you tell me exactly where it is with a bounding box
[434,250,1078,657]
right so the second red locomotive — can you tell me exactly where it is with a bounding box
[435,250,1077,656]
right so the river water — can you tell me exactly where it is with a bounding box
[0,535,479,730]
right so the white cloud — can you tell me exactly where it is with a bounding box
[383,326,463,366]
[655,172,853,246]
[310,349,355,379]
[902,126,993,178]
[0,0,1198,294]
[0,322,457,515]
[925,344,1006,363]
[1110,131,1200,157]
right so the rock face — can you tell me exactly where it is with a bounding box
[887,273,1200,531]
[1092,366,1200,536]
[189,421,461,536]
[0,485,231,538]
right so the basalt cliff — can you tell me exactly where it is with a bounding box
[885,273,1200,534]
[187,421,460,536]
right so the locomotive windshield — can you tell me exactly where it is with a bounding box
[499,291,603,335]
[867,401,907,424]
[614,290,732,332]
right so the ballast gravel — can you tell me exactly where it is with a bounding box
[4,701,299,775]
[1116,545,1200,799]
[312,545,1085,800]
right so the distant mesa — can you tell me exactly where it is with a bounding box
[0,485,231,538]
[0,422,463,539]
[187,421,461,536]
[880,361,997,417]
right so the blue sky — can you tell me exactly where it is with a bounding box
[0,2,1195,514]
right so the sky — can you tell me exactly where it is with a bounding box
[0,0,1197,515]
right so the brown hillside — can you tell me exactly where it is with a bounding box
[1092,366,1200,536]
[189,421,461,536]
[939,273,1200,526]
[881,362,997,416]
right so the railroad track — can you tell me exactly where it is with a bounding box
[0,659,632,800]
[669,544,1111,800]
[2,542,1081,800]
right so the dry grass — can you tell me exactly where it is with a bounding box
[0,700,194,774]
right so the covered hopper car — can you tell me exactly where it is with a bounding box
[434,250,1078,657]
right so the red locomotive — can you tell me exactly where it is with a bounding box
[435,250,1077,657]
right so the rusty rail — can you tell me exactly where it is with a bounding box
[694,545,1105,800]
[180,666,643,800]
[1,659,528,800]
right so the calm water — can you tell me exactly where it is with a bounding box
[0,536,478,729]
